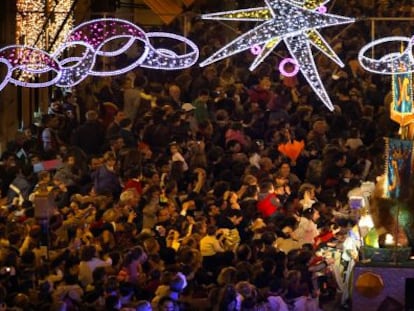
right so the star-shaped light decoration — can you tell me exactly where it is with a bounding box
[200,0,354,111]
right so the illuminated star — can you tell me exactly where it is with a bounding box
[200,0,354,111]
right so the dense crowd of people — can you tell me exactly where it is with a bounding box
[1,1,414,310]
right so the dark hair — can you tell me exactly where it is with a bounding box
[158,296,177,308]
[198,88,210,97]
[301,207,315,219]
[236,244,251,261]
[119,118,132,128]
[92,266,106,283]
[105,294,120,310]
[259,181,274,193]
[218,285,238,311]
[80,245,96,261]
[207,224,217,236]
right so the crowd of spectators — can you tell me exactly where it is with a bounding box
[1,0,414,310]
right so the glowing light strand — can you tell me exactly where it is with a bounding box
[200,0,354,111]
[0,18,199,91]
[358,36,414,75]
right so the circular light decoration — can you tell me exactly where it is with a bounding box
[0,18,199,92]
[53,41,96,87]
[358,36,414,75]
[279,57,300,77]
[250,44,263,55]
[317,6,327,14]
[0,46,61,88]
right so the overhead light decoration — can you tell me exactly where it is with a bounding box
[359,37,414,129]
[15,0,74,83]
[0,18,199,91]
[16,0,45,46]
[47,0,75,52]
[200,0,354,111]
[358,36,414,75]
[16,0,74,51]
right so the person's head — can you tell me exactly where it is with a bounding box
[298,183,316,200]
[312,119,327,134]
[333,152,347,167]
[90,155,103,170]
[302,207,320,222]
[217,267,237,286]
[169,273,187,293]
[105,294,121,310]
[157,207,170,223]
[119,188,140,206]
[85,110,98,121]
[226,208,243,225]
[125,246,147,265]
[114,111,126,124]
[92,266,107,284]
[135,300,152,311]
[279,162,291,178]
[168,84,181,99]
[259,157,273,172]
[236,244,252,261]
[206,224,217,236]
[80,245,97,261]
[119,118,133,130]
[198,88,210,102]
[203,66,217,81]
[103,151,117,169]
[169,142,179,155]
[109,135,125,152]
[259,181,274,194]
[258,75,271,90]
[157,296,177,311]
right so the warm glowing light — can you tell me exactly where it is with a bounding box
[15,0,74,83]
[200,0,354,111]
[16,0,74,51]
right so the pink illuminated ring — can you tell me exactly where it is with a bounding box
[250,44,262,55]
[279,58,299,77]
[317,6,327,14]
[0,46,61,88]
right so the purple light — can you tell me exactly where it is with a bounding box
[0,18,199,92]
[0,59,12,92]
[279,57,300,77]
[317,5,327,14]
[251,44,262,55]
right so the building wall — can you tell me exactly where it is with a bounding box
[0,0,18,154]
